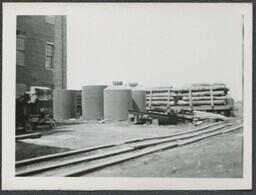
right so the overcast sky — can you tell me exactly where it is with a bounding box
[67,4,245,101]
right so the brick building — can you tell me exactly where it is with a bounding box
[16,15,67,97]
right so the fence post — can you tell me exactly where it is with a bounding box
[167,88,170,108]
[189,88,192,110]
[149,90,152,109]
[210,86,214,109]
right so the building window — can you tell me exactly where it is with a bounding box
[16,35,25,66]
[45,16,55,24]
[45,43,54,69]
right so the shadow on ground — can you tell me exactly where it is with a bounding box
[16,141,71,161]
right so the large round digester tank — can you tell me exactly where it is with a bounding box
[129,83,146,112]
[104,85,132,121]
[53,89,73,120]
[82,85,107,120]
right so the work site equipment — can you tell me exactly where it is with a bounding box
[16,86,56,132]
[128,109,180,125]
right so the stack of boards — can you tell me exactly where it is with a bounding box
[146,83,234,111]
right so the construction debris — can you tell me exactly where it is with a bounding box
[193,110,228,121]
[129,105,228,126]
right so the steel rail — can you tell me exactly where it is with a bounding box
[16,121,223,167]
[123,121,240,143]
[131,124,227,149]
[16,121,241,168]
[16,147,134,176]
[15,122,226,167]
[63,124,243,177]
[16,122,227,176]
[16,122,242,177]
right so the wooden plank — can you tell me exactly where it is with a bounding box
[16,147,134,176]
[179,124,242,146]
[182,96,228,101]
[63,142,179,176]
[146,92,177,96]
[149,90,152,109]
[210,86,214,107]
[131,124,227,149]
[175,84,228,92]
[63,124,242,177]
[169,105,233,111]
[146,101,175,105]
[180,91,226,97]
[16,133,42,141]
[131,121,232,142]
[146,105,233,112]
[177,100,226,106]
[16,142,121,167]
[193,110,228,121]
[146,97,174,100]
[17,121,222,168]
[145,87,174,92]
[124,121,223,143]
[167,88,171,107]
[189,88,192,107]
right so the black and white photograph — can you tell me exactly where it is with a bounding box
[1,2,252,190]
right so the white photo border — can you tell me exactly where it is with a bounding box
[1,2,252,190]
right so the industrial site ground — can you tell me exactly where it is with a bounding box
[16,103,243,178]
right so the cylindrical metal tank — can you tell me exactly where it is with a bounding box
[82,85,107,120]
[129,83,146,112]
[53,89,73,120]
[104,84,132,121]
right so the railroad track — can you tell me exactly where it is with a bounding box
[16,120,243,177]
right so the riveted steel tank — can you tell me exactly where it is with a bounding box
[129,83,146,112]
[53,89,73,120]
[104,82,132,121]
[82,85,107,120]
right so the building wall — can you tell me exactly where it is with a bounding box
[53,16,67,89]
[16,15,67,97]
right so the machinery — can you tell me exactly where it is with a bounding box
[16,86,56,132]
[128,109,180,125]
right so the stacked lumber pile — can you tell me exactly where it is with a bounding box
[146,87,177,110]
[146,83,232,111]
[175,83,229,107]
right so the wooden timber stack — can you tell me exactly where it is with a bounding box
[146,83,234,115]
[146,86,176,110]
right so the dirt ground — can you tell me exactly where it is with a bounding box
[16,121,194,160]
[16,119,243,178]
[86,129,243,178]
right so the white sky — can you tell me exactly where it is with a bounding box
[67,4,245,101]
